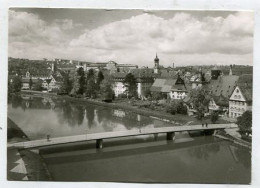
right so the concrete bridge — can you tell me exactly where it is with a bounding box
[8,123,237,149]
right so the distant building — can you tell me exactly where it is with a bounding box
[150,74,188,100]
[208,95,229,115]
[221,65,253,76]
[190,70,207,89]
[111,72,127,97]
[21,78,42,90]
[229,74,252,118]
[111,69,155,98]
[81,61,138,73]
[154,53,160,74]
[170,74,188,100]
[23,70,51,80]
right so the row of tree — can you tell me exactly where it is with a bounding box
[61,68,112,100]
[60,68,139,101]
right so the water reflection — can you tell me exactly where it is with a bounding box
[41,138,251,183]
[8,95,170,139]
[188,141,220,160]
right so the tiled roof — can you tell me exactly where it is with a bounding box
[159,70,177,78]
[22,78,42,84]
[51,75,64,82]
[150,78,176,93]
[237,74,253,102]
[210,75,239,98]
[171,84,187,92]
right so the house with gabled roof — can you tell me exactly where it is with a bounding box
[150,74,188,100]
[229,74,252,119]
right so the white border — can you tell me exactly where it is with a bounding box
[1,0,260,188]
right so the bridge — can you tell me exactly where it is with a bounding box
[8,123,237,149]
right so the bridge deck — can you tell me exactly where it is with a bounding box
[8,123,237,149]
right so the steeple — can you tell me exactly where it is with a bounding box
[154,53,159,74]
[154,53,159,61]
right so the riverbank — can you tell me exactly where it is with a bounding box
[7,117,52,181]
[20,90,228,126]
[214,130,251,149]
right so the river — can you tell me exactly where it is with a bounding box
[8,94,251,183]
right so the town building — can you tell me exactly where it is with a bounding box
[190,71,207,89]
[170,74,189,100]
[208,73,239,116]
[229,74,252,118]
[111,69,155,98]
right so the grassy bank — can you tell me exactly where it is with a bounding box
[62,96,228,126]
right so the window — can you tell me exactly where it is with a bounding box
[236,89,239,93]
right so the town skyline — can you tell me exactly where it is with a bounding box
[9,9,254,67]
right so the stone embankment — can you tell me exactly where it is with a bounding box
[7,118,52,181]
[214,130,251,149]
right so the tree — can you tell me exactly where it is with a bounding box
[60,72,72,94]
[144,89,151,98]
[100,79,114,102]
[211,111,219,123]
[29,77,33,90]
[96,71,104,87]
[151,92,163,101]
[176,101,188,115]
[77,67,86,95]
[9,76,22,93]
[33,80,43,91]
[124,73,137,98]
[70,70,80,96]
[190,87,211,120]
[237,111,252,137]
[85,78,97,98]
[86,69,95,80]
[166,101,177,115]
[85,69,98,98]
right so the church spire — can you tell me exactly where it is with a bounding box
[154,53,160,74]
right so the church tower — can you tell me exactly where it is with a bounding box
[154,53,159,74]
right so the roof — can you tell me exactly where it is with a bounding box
[171,84,187,92]
[51,74,64,82]
[237,74,253,102]
[210,75,239,98]
[22,78,42,84]
[118,64,138,68]
[159,69,177,78]
[150,78,176,93]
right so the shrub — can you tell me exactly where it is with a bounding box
[211,111,219,123]
[117,93,127,99]
[166,103,177,115]
[176,101,188,115]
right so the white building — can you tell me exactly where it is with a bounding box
[228,74,252,118]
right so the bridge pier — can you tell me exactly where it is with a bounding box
[154,133,159,140]
[166,132,175,140]
[96,139,103,149]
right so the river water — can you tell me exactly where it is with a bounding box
[8,94,251,183]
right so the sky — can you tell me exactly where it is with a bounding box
[8,8,254,67]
